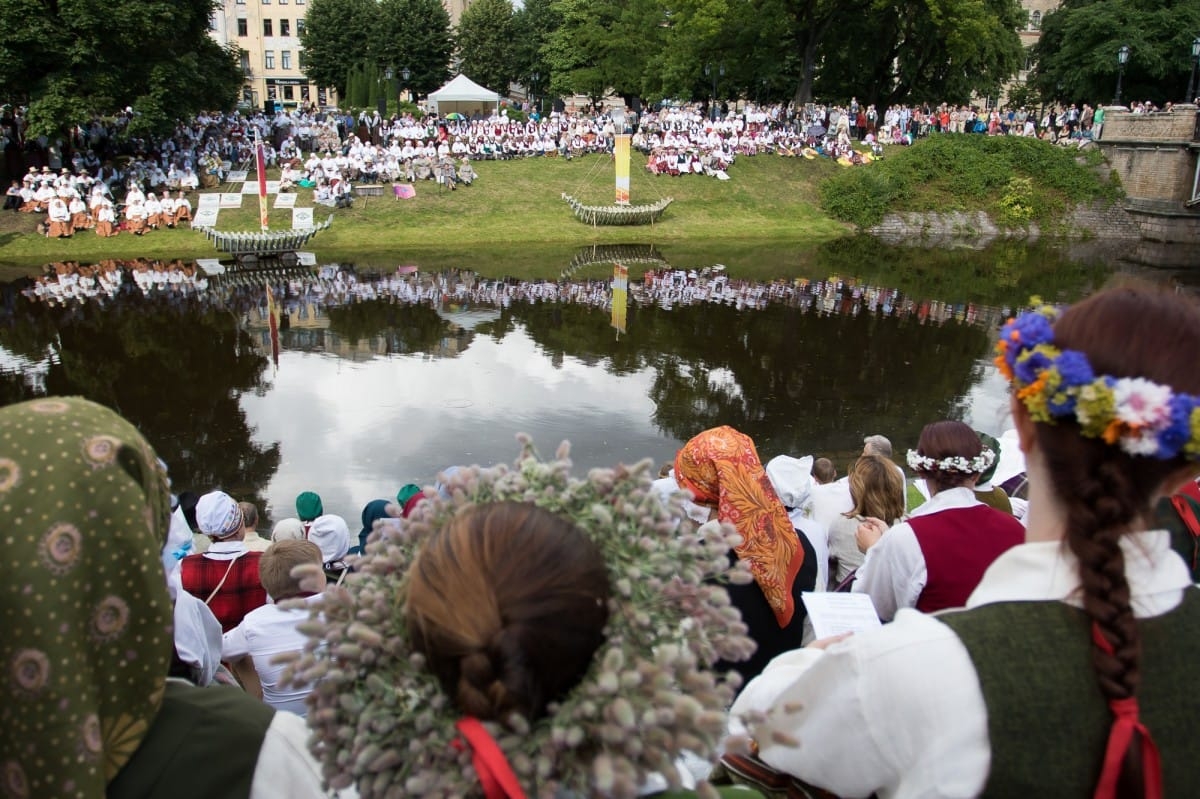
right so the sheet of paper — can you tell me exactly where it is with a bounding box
[802,591,882,640]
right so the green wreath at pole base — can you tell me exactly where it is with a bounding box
[282,436,757,799]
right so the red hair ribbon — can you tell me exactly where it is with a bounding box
[455,717,528,799]
[1090,625,1163,799]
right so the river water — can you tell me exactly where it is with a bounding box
[1,237,1193,525]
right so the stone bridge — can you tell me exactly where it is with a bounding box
[1097,106,1200,243]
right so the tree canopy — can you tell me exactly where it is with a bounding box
[0,0,243,136]
[543,0,1025,108]
[1030,0,1200,107]
[455,0,518,97]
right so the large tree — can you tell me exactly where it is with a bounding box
[814,0,1025,106]
[300,0,380,98]
[544,0,665,105]
[512,0,561,99]
[1030,0,1200,107]
[374,0,454,99]
[0,0,243,136]
[456,0,518,96]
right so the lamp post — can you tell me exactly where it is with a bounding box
[530,71,540,116]
[379,67,392,120]
[1186,36,1200,104]
[1114,44,1130,106]
[704,62,725,122]
[400,66,411,104]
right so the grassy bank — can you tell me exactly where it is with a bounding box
[0,152,849,272]
[819,135,1123,229]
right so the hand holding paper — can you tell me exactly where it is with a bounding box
[802,591,882,640]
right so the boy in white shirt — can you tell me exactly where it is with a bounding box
[222,540,326,716]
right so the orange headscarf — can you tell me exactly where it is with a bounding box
[674,426,803,628]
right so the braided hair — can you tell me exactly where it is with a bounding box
[1034,284,1200,798]
[406,501,611,723]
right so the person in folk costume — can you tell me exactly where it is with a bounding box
[125,198,147,235]
[735,284,1200,799]
[0,398,335,799]
[160,192,177,227]
[144,192,163,229]
[46,195,73,238]
[289,443,756,798]
[68,193,91,230]
[852,421,1025,621]
[673,425,819,683]
[180,491,268,634]
[94,198,119,237]
[173,191,192,227]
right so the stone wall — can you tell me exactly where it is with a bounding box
[1097,108,1198,204]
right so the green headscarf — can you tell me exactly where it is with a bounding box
[0,397,174,799]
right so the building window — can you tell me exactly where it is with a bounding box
[1024,50,1033,72]
[268,85,278,100]
[281,50,292,69]
[280,19,290,36]
[296,18,304,34]
[264,50,275,69]
[243,87,254,103]
[263,18,272,35]
[1030,10,1041,29]
[283,85,295,100]
[209,13,218,30]
[298,50,306,69]
[240,50,251,72]
[237,18,248,36]
[301,85,311,101]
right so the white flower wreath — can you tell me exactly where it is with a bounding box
[281,437,756,798]
[906,447,995,475]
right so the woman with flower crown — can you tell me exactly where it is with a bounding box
[851,420,1025,621]
[732,284,1200,798]
[286,439,760,798]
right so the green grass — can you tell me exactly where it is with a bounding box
[0,152,849,273]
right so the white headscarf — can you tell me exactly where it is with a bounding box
[308,514,350,564]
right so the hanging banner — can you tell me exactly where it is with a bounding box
[611,263,628,333]
[255,130,269,231]
[614,133,631,205]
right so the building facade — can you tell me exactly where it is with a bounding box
[212,0,330,112]
[212,0,474,113]
[1014,0,1060,89]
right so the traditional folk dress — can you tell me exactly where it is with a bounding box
[46,197,72,237]
[125,200,147,235]
[174,193,192,226]
[95,202,118,237]
[69,196,91,230]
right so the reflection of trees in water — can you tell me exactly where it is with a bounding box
[0,289,279,512]
[494,300,989,461]
[323,300,458,354]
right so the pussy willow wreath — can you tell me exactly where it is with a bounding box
[281,437,757,798]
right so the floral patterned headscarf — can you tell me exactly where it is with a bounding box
[674,425,804,628]
[0,397,174,799]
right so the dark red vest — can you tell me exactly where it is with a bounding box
[910,504,1025,613]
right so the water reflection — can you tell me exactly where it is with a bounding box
[0,243,1120,523]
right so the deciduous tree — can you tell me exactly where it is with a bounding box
[300,0,379,98]
[456,0,518,95]
[0,0,243,136]
[1030,0,1200,106]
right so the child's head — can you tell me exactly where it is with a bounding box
[813,457,837,484]
[260,539,325,600]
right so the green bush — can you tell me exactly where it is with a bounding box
[819,135,1123,229]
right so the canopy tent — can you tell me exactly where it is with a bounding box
[427,74,501,117]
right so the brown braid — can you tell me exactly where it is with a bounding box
[1031,284,1200,798]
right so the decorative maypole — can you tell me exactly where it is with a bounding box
[255,129,269,231]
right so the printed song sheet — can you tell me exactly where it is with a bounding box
[802,592,882,640]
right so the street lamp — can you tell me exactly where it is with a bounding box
[1186,36,1200,105]
[400,66,411,104]
[1114,44,1130,106]
[704,62,725,122]
[530,71,540,115]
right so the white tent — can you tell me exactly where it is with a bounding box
[427,74,501,117]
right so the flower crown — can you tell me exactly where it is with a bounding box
[281,437,755,798]
[995,301,1200,460]
[906,448,995,475]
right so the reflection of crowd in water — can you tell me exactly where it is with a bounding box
[17,260,1014,330]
